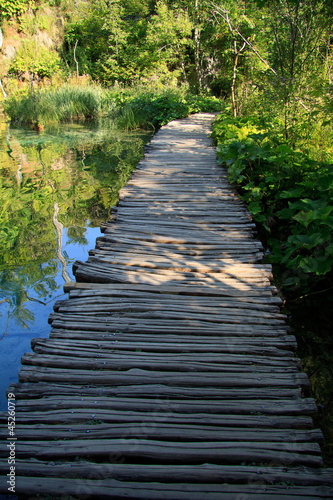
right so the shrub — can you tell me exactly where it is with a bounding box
[8,41,62,80]
[0,0,33,19]
[212,113,333,292]
[108,86,222,131]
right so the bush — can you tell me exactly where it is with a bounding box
[212,113,333,292]
[8,41,62,80]
[0,0,33,19]
[109,86,222,130]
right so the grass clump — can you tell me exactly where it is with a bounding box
[4,84,107,128]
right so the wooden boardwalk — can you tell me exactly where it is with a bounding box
[1,113,333,498]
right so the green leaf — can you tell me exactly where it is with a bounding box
[248,201,262,215]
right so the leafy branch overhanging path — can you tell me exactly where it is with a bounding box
[1,113,333,498]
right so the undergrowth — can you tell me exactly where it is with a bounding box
[109,87,222,130]
[212,111,333,461]
[3,83,222,131]
[3,84,107,128]
[211,113,333,296]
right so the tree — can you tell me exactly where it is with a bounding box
[212,1,264,115]
[212,0,331,143]
[145,1,192,84]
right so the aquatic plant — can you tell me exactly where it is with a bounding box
[3,84,107,128]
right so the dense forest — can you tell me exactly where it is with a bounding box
[1,0,333,458]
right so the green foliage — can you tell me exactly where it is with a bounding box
[62,0,193,87]
[117,89,190,129]
[110,87,222,130]
[212,113,333,292]
[0,0,35,19]
[3,84,107,126]
[3,81,222,130]
[8,41,62,79]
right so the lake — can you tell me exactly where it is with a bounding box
[0,118,152,410]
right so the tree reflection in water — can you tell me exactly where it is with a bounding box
[0,119,152,408]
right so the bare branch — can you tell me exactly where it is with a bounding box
[74,40,79,79]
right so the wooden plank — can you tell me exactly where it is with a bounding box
[31,337,296,357]
[0,438,323,467]
[103,224,256,240]
[1,407,314,428]
[118,195,242,204]
[2,476,332,499]
[18,366,310,388]
[2,461,332,486]
[117,200,245,209]
[48,315,288,335]
[54,297,286,321]
[62,292,283,311]
[85,254,272,275]
[20,352,299,373]
[51,306,286,327]
[65,284,281,302]
[12,395,317,416]
[92,245,264,263]
[73,264,273,288]
[95,233,263,248]
[7,381,303,400]
[49,329,297,349]
[31,343,297,365]
[0,423,323,443]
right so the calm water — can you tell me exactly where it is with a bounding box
[0,119,152,410]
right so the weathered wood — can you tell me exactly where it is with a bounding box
[2,407,315,428]
[1,113,332,499]
[2,461,332,486]
[7,381,304,400]
[18,366,310,388]
[13,395,317,416]
[103,225,256,240]
[20,352,300,373]
[64,282,281,301]
[93,244,264,262]
[4,476,333,499]
[86,254,272,276]
[0,422,323,443]
[74,263,274,287]
[58,293,283,312]
[0,438,323,466]
[49,329,298,349]
[31,344,297,366]
[54,304,286,322]
[48,314,289,335]
[95,236,264,253]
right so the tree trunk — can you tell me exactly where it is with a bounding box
[231,41,239,118]
[194,0,202,93]
[231,40,246,118]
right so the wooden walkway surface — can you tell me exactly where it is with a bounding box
[1,113,333,498]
